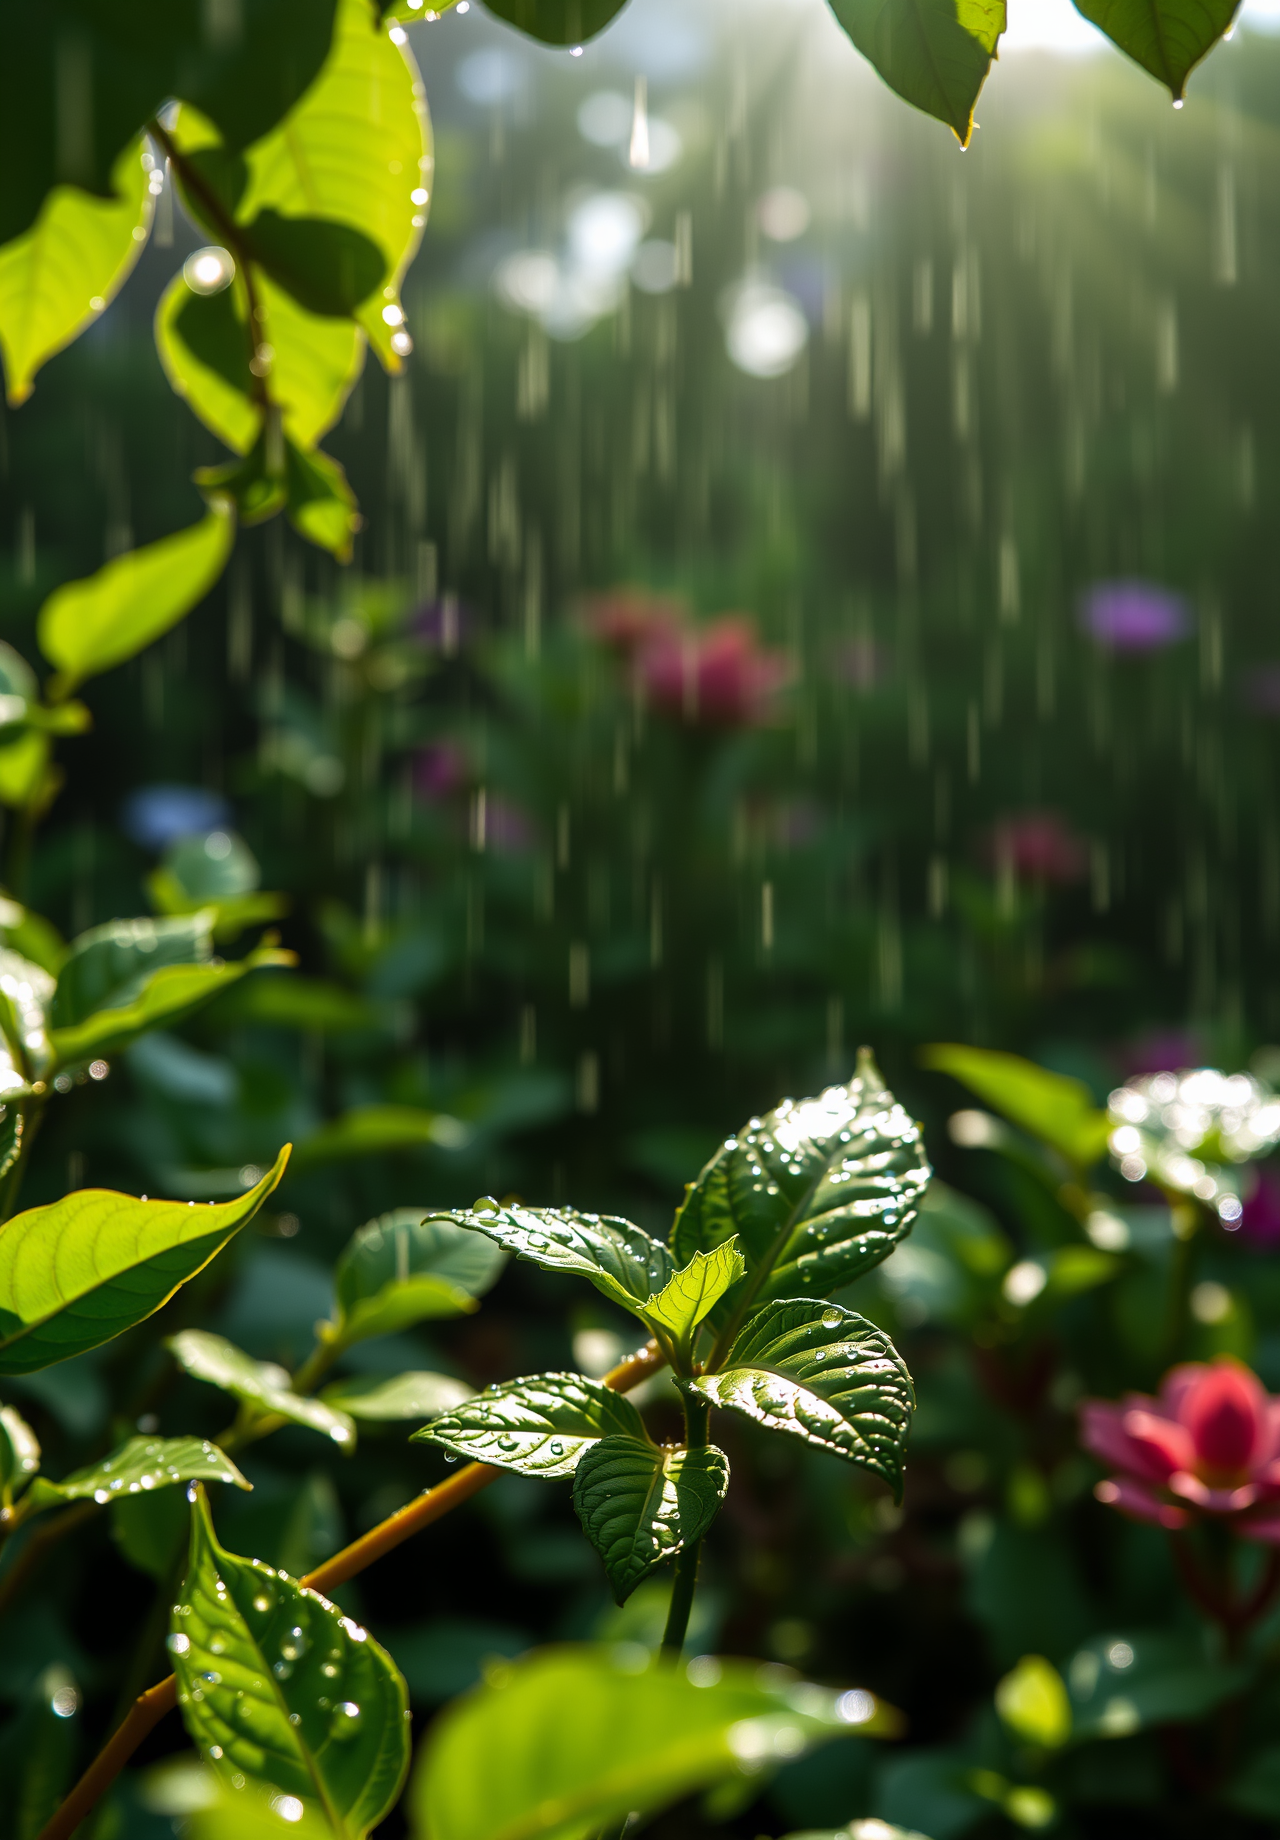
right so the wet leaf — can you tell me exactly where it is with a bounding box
[454,1201,674,1315]
[0,1401,40,1499]
[320,1371,473,1421]
[0,1148,290,1373]
[169,1330,355,1449]
[172,1489,409,1836]
[642,1241,746,1347]
[481,0,631,46]
[920,1042,1111,1167]
[25,1435,248,1512]
[827,0,1005,145]
[414,1372,646,1477]
[1073,0,1235,98]
[572,1437,729,1603]
[332,1209,506,1346]
[685,1299,914,1497]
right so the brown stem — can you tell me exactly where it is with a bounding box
[37,1338,665,1840]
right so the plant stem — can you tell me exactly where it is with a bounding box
[661,1390,711,1658]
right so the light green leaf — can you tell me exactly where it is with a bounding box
[287,440,361,562]
[330,1209,506,1347]
[480,0,631,45]
[169,1330,355,1449]
[827,0,1005,145]
[320,1370,473,1421]
[572,1437,729,1604]
[37,504,236,694]
[294,1105,470,1168]
[411,1644,900,1840]
[53,913,213,1029]
[455,1201,674,1316]
[1072,0,1235,98]
[414,1372,646,1477]
[685,1299,914,1497]
[172,1490,409,1837]
[189,1779,335,1840]
[920,1042,1111,1167]
[213,973,379,1031]
[50,942,294,1067]
[0,140,151,407]
[25,1435,249,1514]
[0,1148,290,1374]
[671,1049,930,1330]
[0,1401,40,1500]
[642,1241,746,1346]
[0,731,52,810]
[995,1655,1072,1749]
[0,945,54,1087]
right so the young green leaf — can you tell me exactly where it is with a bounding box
[455,1201,674,1315]
[827,0,1005,145]
[642,1241,746,1346]
[169,1330,355,1449]
[320,1371,472,1422]
[414,1372,646,1477]
[481,0,631,45]
[0,1148,290,1373]
[287,440,361,562]
[1072,0,1236,99]
[189,1780,335,1840]
[0,1401,40,1500]
[172,1490,410,1837]
[411,1644,900,1840]
[0,140,151,407]
[672,1049,929,1325]
[0,731,51,810]
[919,1042,1111,1167]
[0,944,54,1086]
[52,914,213,1029]
[685,1299,914,1497]
[37,504,236,695]
[24,1435,249,1513]
[294,1105,470,1168]
[330,1209,506,1347]
[572,1436,729,1604]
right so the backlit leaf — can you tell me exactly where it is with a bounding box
[25,1434,248,1513]
[920,1042,1111,1167]
[172,1490,409,1837]
[685,1299,914,1497]
[455,1201,674,1314]
[50,944,293,1067]
[320,1371,473,1421]
[190,1779,335,1840]
[0,1148,289,1373]
[642,1241,746,1346]
[481,0,631,45]
[827,0,1005,144]
[1072,0,1235,98]
[169,1329,355,1448]
[331,1209,507,1347]
[414,1372,646,1477]
[0,1401,40,1499]
[37,504,236,694]
[0,732,51,809]
[0,140,151,407]
[287,440,361,561]
[52,913,212,1029]
[572,1437,729,1603]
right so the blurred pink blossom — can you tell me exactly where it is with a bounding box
[986,810,1088,885]
[413,742,467,802]
[585,590,790,726]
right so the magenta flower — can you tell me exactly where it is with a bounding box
[1079,580,1190,652]
[1240,1167,1280,1247]
[637,617,791,726]
[1081,1359,1280,1541]
[986,810,1088,885]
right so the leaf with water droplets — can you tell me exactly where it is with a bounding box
[320,1370,472,1422]
[827,0,1005,146]
[572,1436,729,1604]
[24,1435,247,1515]
[449,1202,673,1317]
[481,0,631,46]
[671,1050,930,1330]
[329,1209,506,1350]
[640,1241,746,1348]
[172,1489,409,1838]
[1071,0,1235,99]
[684,1300,914,1498]
[169,1330,356,1449]
[413,1372,646,1478]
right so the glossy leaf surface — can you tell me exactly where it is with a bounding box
[920,1042,1111,1167]
[332,1209,506,1345]
[572,1437,729,1603]
[50,946,291,1067]
[169,1330,355,1448]
[0,1401,40,1497]
[52,914,212,1029]
[686,1299,914,1495]
[455,1202,673,1314]
[481,0,631,45]
[0,1149,289,1373]
[172,1491,409,1836]
[642,1241,746,1345]
[412,1644,899,1840]
[827,0,1005,144]
[26,1434,248,1511]
[320,1371,473,1421]
[1073,0,1236,97]
[190,1781,335,1840]
[415,1372,646,1477]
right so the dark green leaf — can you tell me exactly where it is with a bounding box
[1067,1629,1247,1740]
[0,1664,81,1837]
[642,1241,745,1346]
[169,1330,355,1448]
[52,914,211,1030]
[295,1105,469,1167]
[320,1371,473,1421]
[1072,0,1235,98]
[50,942,293,1067]
[25,1434,249,1513]
[481,0,631,46]
[455,1200,674,1314]
[0,1148,289,1373]
[111,1485,191,1579]
[286,439,361,562]
[685,1299,914,1496]
[171,270,256,399]
[572,1436,729,1603]
[172,1489,409,1836]
[242,211,387,315]
[826,0,1004,144]
[332,1209,506,1346]
[414,1372,646,1476]
[0,1401,40,1499]
[212,972,379,1031]
[671,1049,930,1328]
[919,1042,1111,1167]
[195,423,289,527]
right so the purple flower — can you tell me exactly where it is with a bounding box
[1080,581,1190,652]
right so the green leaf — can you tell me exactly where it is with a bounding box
[411,1644,900,1840]
[414,1372,646,1477]
[1066,1629,1247,1740]
[1072,0,1235,98]
[52,913,213,1030]
[111,1484,191,1579]
[212,972,379,1031]
[0,1148,290,1374]
[294,1105,470,1167]
[826,0,1005,144]
[0,944,54,1086]
[241,211,386,316]
[189,1780,336,1840]
[287,439,361,562]
[0,140,151,406]
[572,1438,729,1604]
[50,944,293,1067]
[0,1401,40,1500]
[24,1434,249,1513]
[642,1241,746,1346]
[37,504,236,694]
[0,731,53,810]
[331,1209,507,1347]
[671,1049,930,1327]
[169,1330,355,1449]
[172,1489,409,1837]
[995,1655,1072,1748]
[480,0,631,45]
[455,1201,674,1315]
[685,1299,914,1497]
[320,1370,473,1421]
[920,1042,1111,1167]
[195,422,289,526]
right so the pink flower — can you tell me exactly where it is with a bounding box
[583,588,684,653]
[1081,1359,1280,1541]
[636,617,791,726]
[986,810,1088,885]
[413,742,467,802]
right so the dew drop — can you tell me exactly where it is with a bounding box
[331,1701,362,1738]
[321,1663,340,1678]
[273,1660,294,1680]
[200,1671,222,1686]
[167,1634,191,1655]
[821,1309,842,1329]
[253,1593,273,1614]
[280,1626,309,1662]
